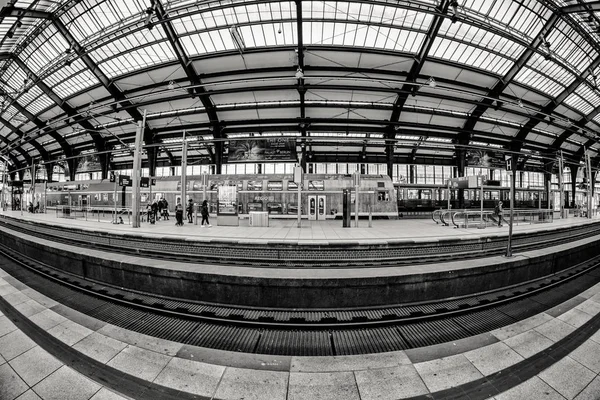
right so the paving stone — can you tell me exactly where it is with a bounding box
[496,376,565,400]
[0,283,19,297]
[213,367,288,400]
[107,345,171,382]
[29,309,67,331]
[98,324,182,356]
[153,357,225,397]
[89,387,132,400]
[568,339,600,374]
[464,342,524,376]
[573,375,600,400]
[0,330,36,361]
[19,289,58,309]
[574,299,600,317]
[355,365,429,400]
[72,332,128,364]
[0,315,17,337]
[2,291,31,307]
[534,318,577,343]
[557,308,595,328]
[291,351,411,372]
[413,354,484,393]
[33,365,101,400]
[503,330,554,358]
[9,346,63,386]
[15,390,42,400]
[48,319,93,346]
[0,363,28,400]
[288,371,360,400]
[539,356,596,400]
[491,313,553,341]
[13,300,46,318]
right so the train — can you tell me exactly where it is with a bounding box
[15,173,398,220]
[395,183,552,212]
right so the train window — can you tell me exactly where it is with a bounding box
[247,181,263,190]
[288,181,298,190]
[307,180,324,190]
[287,203,300,214]
[237,181,243,191]
[377,182,385,188]
[377,191,390,201]
[267,181,283,191]
[267,203,283,214]
[247,202,263,211]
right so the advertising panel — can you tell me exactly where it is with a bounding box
[466,149,505,169]
[77,154,102,172]
[218,185,237,215]
[227,138,297,162]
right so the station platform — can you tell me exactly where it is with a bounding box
[0,210,599,399]
[0,261,599,399]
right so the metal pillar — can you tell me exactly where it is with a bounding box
[181,131,188,210]
[131,110,147,228]
[586,149,593,218]
[558,151,564,218]
[295,166,302,228]
[506,158,515,257]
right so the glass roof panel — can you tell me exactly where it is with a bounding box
[438,19,525,60]
[62,0,146,43]
[20,24,68,78]
[90,26,167,61]
[462,0,551,39]
[515,54,576,97]
[44,58,86,87]
[514,66,564,97]
[3,63,28,94]
[97,42,176,79]
[16,86,54,115]
[53,70,101,99]
[429,37,514,75]
[578,80,600,109]
[563,93,593,115]
[547,20,597,74]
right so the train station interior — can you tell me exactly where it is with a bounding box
[0,0,600,399]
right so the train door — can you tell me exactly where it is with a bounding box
[308,195,327,220]
[80,195,88,209]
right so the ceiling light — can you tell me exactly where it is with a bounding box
[6,31,13,39]
[295,67,304,79]
[543,40,553,61]
[410,86,418,97]
[450,0,459,23]
[517,99,524,108]
[145,7,155,30]
[15,20,22,28]
[427,77,436,88]
[168,80,175,90]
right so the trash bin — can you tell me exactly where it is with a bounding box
[561,209,569,218]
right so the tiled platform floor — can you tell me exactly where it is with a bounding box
[2,209,597,245]
[0,265,599,399]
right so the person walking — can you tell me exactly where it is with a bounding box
[200,199,211,227]
[175,199,184,226]
[186,199,194,223]
[495,201,504,227]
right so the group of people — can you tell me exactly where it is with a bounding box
[174,199,211,227]
[145,197,169,224]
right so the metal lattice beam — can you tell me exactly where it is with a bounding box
[458,13,559,147]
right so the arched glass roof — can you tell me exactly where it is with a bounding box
[0,0,599,174]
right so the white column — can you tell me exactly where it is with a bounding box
[131,110,147,228]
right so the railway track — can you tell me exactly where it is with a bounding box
[1,242,599,356]
[3,216,600,267]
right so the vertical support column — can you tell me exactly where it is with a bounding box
[131,110,147,228]
[506,156,516,257]
[31,163,36,210]
[385,141,394,179]
[544,171,552,210]
[586,149,593,218]
[1,161,5,211]
[558,152,564,217]
[570,166,578,209]
[295,165,302,228]
[456,149,466,209]
[181,131,188,208]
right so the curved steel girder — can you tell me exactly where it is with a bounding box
[0,116,46,161]
[518,55,600,154]
[459,13,559,147]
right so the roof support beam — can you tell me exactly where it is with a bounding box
[514,54,600,155]
[154,0,219,132]
[561,1,600,13]
[0,116,47,161]
[0,53,105,165]
[459,13,558,147]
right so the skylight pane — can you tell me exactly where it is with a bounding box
[563,93,593,115]
[98,42,176,79]
[514,66,564,97]
[547,20,597,74]
[53,70,100,99]
[430,37,513,75]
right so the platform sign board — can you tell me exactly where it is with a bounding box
[447,177,468,189]
[218,185,237,215]
[77,154,102,173]
[119,175,132,187]
[466,150,505,169]
[227,138,296,162]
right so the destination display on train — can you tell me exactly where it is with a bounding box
[227,138,296,162]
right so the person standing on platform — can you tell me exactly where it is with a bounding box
[175,199,184,226]
[186,198,194,223]
[495,201,504,227]
[151,200,158,222]
[162,198,169,220]
[157,199,163,221]
[200,199,211,227]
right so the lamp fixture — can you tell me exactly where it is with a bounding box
[543,40,553,61]
[410,86,418,97]
[145,6,155,30]
[517,98,524,108]
[450,0,459,23]
[427,77,436,88]
[168,80,175,90]
[295,67,304,79]
[230,25,246,53]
